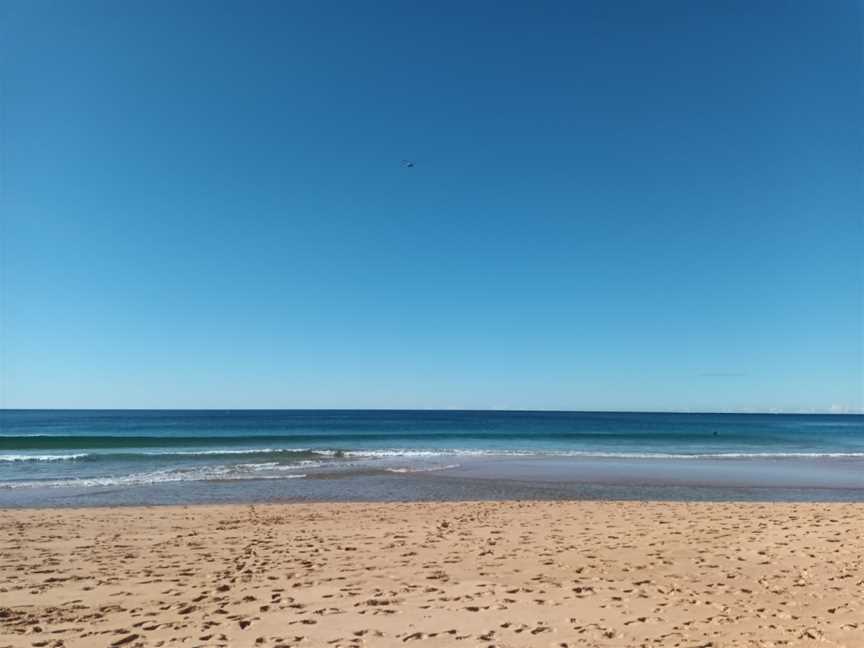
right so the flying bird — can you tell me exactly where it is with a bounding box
[401,159,415,168]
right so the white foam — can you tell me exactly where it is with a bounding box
[347,449,864,460]
[385,464,461,474]
[3,447,863,464]
[138,448,330,457]
[0,464,308,489]
[0,447,337,462]
[0,453,89,462]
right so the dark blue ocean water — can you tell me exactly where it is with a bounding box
[1,410,862,505]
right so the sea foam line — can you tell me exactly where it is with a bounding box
[0,464,309,489]
[385,464,461,474]
[0,449,335,462]
[345,449,864,459]
[137,448,334,457]
[0,453,89,462]
[3,448,864,464]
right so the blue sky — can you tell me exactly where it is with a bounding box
[2,1,862,411]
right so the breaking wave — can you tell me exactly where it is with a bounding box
[3,448,864,464]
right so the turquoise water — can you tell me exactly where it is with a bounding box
[1,410,862,504]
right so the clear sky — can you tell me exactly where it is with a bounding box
[2,1,862,412]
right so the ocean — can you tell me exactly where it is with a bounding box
[1,410,862,506]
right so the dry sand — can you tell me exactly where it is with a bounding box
[0,501,862,648]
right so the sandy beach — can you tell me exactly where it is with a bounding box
[1,501,862,648]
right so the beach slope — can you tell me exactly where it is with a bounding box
[1,501,862,647]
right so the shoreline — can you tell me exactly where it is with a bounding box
[3,483,864,510]
[1,500,862,647]
[3,453,864,508]
[2,489,864,512]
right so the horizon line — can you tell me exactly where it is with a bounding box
[0,407,861,416]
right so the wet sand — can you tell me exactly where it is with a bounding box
[1,501,862,647]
